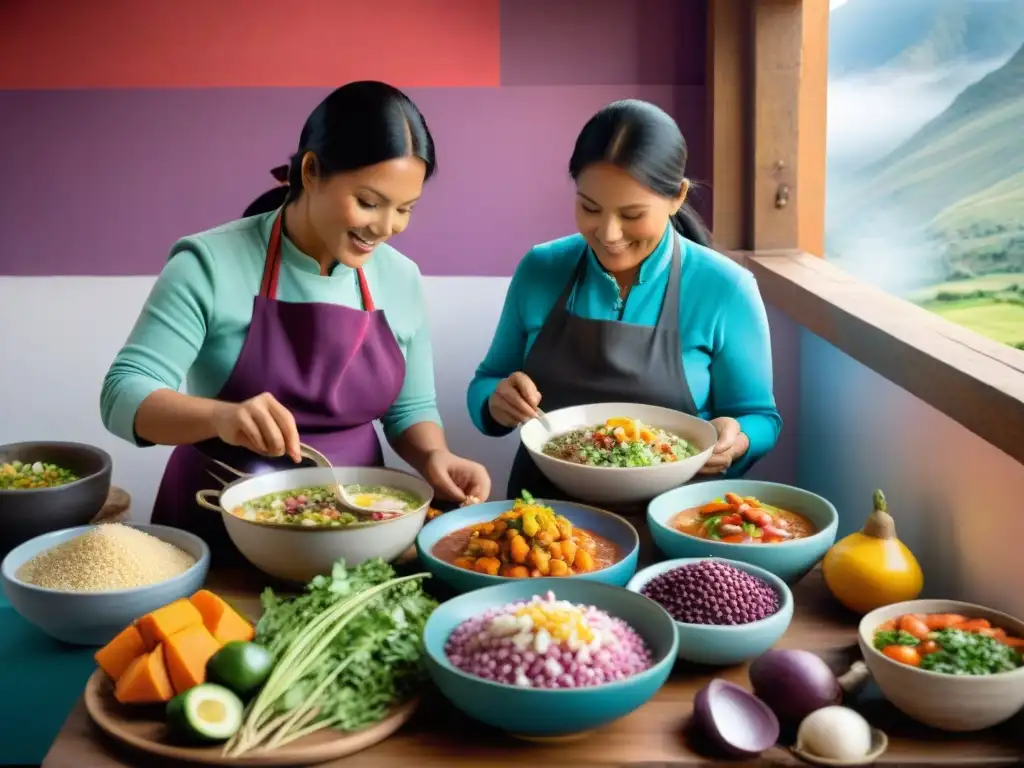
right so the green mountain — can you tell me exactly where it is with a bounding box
[830,0,1024,76]
[828,40,1024,278]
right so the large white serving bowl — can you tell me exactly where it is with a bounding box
[195,466,433,583]
[519,403,717,506]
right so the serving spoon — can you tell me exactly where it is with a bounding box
[203,445,408,517]
[295,444,409,516]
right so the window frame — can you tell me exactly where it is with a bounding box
[708,0,1024,465]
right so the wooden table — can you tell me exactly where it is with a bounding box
[42,567,1024,767]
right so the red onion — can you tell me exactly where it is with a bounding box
[692,679,780,757]
[748,650,841,724]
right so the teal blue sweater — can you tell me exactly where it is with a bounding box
[467,227,782,475]
[101,210,441,445]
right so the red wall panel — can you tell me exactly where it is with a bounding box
[0,0,500,88]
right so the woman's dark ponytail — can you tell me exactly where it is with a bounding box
[670,202,711,247]
[242,186,289,218]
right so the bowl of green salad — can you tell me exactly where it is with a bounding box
[519,403,717,506]
[0,441,113,554]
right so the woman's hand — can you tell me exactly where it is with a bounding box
[211,393,302,463]
[422,450,492,504]
[488,372,542,427]
[698,417,750,475]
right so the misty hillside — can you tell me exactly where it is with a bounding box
[830,0,1024,76]
[829,39,1024,277]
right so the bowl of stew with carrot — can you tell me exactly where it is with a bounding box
[647,480,838,584]
[858,598,1024,732]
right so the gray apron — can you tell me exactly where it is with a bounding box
[506,234,699,537]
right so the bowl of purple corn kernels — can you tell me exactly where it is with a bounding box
[626,557,793,666]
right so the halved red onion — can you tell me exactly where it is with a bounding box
[693,679,780,757]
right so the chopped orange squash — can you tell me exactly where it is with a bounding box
[137,598,204,650]
[95,625,147,683]
[189,590,255,644]
[114,646,174,704]
[163,623,221,694]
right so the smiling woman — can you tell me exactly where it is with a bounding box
[100,81,491,561]
[467,99,782,504]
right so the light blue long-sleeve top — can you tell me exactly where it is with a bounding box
[101,210,441,446]
[467,226,782,475]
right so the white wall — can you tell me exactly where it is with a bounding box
[0,276,799,520]
[798,330,1024,617]
[0,276,520,518]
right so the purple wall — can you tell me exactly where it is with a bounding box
[0,0,708,277]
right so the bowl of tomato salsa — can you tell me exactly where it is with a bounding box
[646,480,838,584]
[859,599,1024,731]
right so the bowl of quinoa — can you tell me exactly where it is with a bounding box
[0,441,112,554]
[1,523,209,645]
[423,578,677,738]
[627,557,794,666]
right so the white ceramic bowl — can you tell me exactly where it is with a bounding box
[858,599,1024,731]
[519,403,717,506]
[196,466,433,583]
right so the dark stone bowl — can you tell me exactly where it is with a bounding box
[0,442,113,555]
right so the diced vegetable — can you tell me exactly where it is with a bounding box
[445,492,608,577]
[189,590,255,645]
[164,624,222,694]
[138,598,204,650]
[0,460,79,489]
[114,647,175,704]
[541,417,699,467]
[872,612,1024,675]
[95,625,147,682]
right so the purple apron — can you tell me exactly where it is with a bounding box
[150,210,407,563]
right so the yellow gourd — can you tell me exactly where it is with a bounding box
[822,490,923,614]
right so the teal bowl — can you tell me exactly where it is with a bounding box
[647,480,838,584]
[423,578,678,738]
[416,499,639,594]
[1,523,210,646]
[626,557,794,666]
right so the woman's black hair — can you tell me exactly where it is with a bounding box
[568,99,711,246]
[242,83,435,217]
[242,166,293,217]
[286,80,435,199]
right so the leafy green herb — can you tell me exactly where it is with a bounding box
[702,515,723,540]
[920,629,1024,676]
[225,559,437,757]
[873,629,921,650]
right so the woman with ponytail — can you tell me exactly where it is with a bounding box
[102,81,490,560]
[468,99,781,501]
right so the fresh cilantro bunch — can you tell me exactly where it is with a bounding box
[254,559,437,732]
[920,629,1023,676]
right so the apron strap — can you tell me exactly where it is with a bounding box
[259,210,285,299]
[654,233,682,332]
[259,208,377,311]
[357,268,376,312]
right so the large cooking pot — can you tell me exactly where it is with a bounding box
[196,466,433,583]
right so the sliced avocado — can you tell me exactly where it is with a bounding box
[166,683,243,743]
[206,641,274,698]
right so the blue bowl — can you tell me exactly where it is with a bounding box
[1,523,210,646]
[416,499,639,594]
[423,578,678,738]
[626,557,794,666]
[647,480,838,584]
